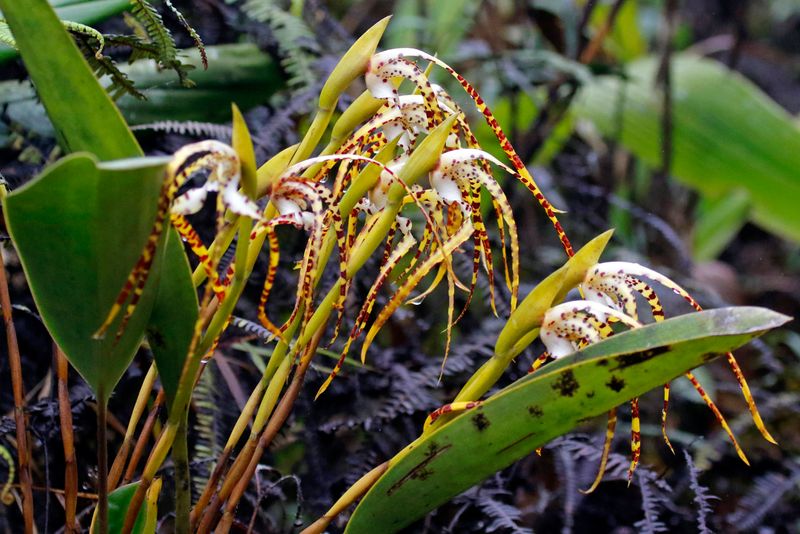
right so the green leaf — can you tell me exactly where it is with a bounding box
[0,0,141,159]
[98,481,156,534]
[2,154,169,402]
[574,55,800,246]
[146,230,198,408]
[693,190,751,261]
[346,307,790,532]
[3,0,197,410]
[0,0,130,63]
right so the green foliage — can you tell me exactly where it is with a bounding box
[0,44,282,140]
[101,482,156,534]
[128,0,191,86]
[574,54,800,252]
[0,0,130,63]
[347,307,790,532]
[146,230,198,408]
[3,154,169,401]
[1,0,197,411]
[0,0,139,158]
[243,0,319,91]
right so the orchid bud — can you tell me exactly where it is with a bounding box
[319,16,391,112]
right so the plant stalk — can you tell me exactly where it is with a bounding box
[173,410,191,534]
[55,345,78,533]
[0,253,35,533]
[215,328,325,533]
[122,389,164,484]
[96,395,109,534]
[108,364,157,490]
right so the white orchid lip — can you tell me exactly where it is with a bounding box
[531,258,775,491]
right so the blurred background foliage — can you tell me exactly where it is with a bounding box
[0,0,799,532]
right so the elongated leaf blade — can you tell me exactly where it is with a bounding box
[574,55,800,246]
[0,0,130,63]
[146,230,198,407]
[0,0,140,159]
[346,307,790,532]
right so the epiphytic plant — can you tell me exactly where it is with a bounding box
[0,3,791,533]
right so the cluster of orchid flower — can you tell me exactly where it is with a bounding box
[98,46,574,387]
[95,18,775,531]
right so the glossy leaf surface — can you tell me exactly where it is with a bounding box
[347,307,790,532]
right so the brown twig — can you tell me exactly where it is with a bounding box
[122,389,165,485]
[55,345,78,533]
[0,251,35,533]
[579,0,627,64]
[108,365,158,490]
[203,328,325,533]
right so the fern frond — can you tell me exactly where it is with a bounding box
[132,120,233,140]
[634,469,671,534]
[727,466,800,531]
[478,489,532,534]
[231,316,276,342]
[193,361,219,501]
[164,0,207,68]
[72,33,144,100]
[243,0,319,90]
[0,21,17,48]
[128,0,194,87]
[683,449,718,534]
[103,34,161,61]
[1,19,105,58]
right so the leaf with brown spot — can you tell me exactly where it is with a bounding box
[345,307,790,533]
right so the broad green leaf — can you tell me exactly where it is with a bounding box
[693,190,751,261]
[0,0,130,63]
[3,154,169,402]
[574,55,800,246]
[0,0,140,159]
[94,481,158,534]
[347,307,790,532]
[4,0,198,409]
[590,1,646,61]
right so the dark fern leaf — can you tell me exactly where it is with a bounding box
[449,476,532,534]
[193,361,220,502]
[634,469,671,534]
[478,490,533,534]
[72,34,145,100]
[683,449,718,534]
[726,464,800,532]
[242,0,320,91]
[230,316,276,343]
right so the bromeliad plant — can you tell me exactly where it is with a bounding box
[0,2,790,533]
